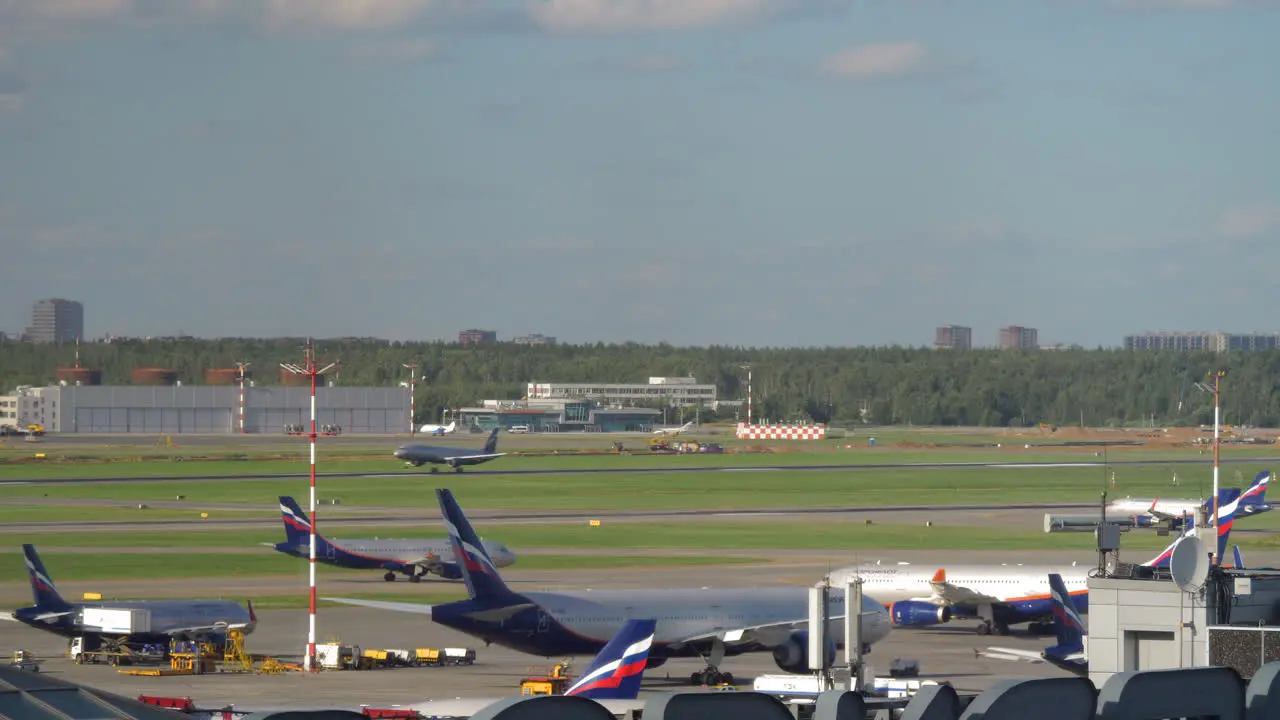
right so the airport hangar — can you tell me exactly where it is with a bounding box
[13,384,410,435]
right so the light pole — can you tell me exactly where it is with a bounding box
[403,363,418,436]
[740,364,752,426]
[1194,369,1229,550]
[235,361,251,434]
[280,341,341,672]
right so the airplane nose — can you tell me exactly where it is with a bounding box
[393,447,405,458]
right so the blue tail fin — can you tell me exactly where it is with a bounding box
[565,619,658,700]
[436,488,516,601]
[1046,574,1085,654]
[1145,498,1238,568]
[1233,545,1245,570]
[483,428,499,454]
[22,545,72,612]
[278,496,313,546]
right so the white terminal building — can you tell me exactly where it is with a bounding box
[527,377,717,408]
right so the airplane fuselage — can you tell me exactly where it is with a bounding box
[13,599,253,642]
[830,563,1091,620]
[394,445,498,469]
[431,587,891,660]
[274,537,517,573]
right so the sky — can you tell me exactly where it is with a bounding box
[2,0,1278,348]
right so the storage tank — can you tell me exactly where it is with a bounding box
[205,368,252,385]
[131,368,179,385]
[279,368,327,386]
[55,367,103,386]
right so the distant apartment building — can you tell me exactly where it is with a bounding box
[1124,332,1280,352]
[512,334,557,346]
[458,329,497,345]
[934,325,972,350]
[999,325,1038,350]
[25,298,84,344]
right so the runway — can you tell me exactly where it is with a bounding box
[4,454,1276,485]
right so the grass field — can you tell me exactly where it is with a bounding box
[0,462,1273,513]
[0,551,754,583]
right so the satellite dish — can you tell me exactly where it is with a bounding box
[1170,535,1210,592]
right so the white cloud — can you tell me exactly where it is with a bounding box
[529,0,780,32]
[261,0,433,30]
[820,43,932,81]
[1218,204,1280,239]
[349,38,435,61]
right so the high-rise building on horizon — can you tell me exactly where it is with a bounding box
[999,325,1038,350]
[26,298,84,344]
[1124,331,1280,352]
[934,325,972,350]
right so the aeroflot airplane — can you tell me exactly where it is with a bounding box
[1109,470,1271,523]
[828,496,1240,636]
[328,489,892,686]
[270,496,517,582]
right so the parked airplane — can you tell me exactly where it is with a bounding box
[270,496,518,582]
[327,489,893,686]
[977,573,1087,675]
[652,421,695,436]
[829,498,1239,636]
[419,421,457,436]
[1109,470,1271,522]
[5,545,256,650]
[407,618,658,717]
[394,428,504,472]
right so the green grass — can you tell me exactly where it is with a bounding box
[0,505,264,523]
[0,461,1273,512]
[0,551,754,583]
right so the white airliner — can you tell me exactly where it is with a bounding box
[1107,470,1270,522]
[418,421,457,436]
[652,421,695,436]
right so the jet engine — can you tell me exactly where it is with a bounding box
[771,631,836,674]
[889,601,952,627]
[645,657,668,669]
[438,564,463,580]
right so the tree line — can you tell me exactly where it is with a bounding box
[1,338,1278,428]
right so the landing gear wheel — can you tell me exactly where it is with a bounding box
[995,623,1010,636]
[409,574,422,583]
[383,572,396,582]
[454,466,464,473]
[430,467,440,474]
[690,671,701,685]
[692,668,729,685]
[977,623,991,636]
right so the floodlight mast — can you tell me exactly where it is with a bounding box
[403,363,418,436]
[280,340,341,672]
[1210,369,1228,551]
[235,361,251,434]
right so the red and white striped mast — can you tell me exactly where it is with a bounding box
[235,361,251,434]
[403,362,418,436]
[280,340,340,672]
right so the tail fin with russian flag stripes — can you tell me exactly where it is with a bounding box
[1046,573,1085,655]
[22,544,72,612]
[565,619,658,700]
[1143,497,1238,568]
[436,488,517,602]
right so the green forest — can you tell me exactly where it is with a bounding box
[2,339,1279,428]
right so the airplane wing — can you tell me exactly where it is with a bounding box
[161,619,256,637]
[926,570,1002,606]
[975,647,1045,664]
[667,610,884,648]
[324,598,435,616]
[445,453,506,462]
